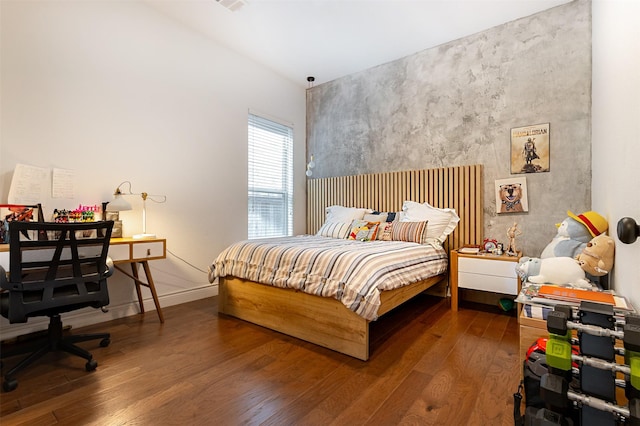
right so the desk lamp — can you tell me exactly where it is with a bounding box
[107,181,166,239]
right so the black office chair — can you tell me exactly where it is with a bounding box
[0,220,114,392]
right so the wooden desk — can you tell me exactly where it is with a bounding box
[0,237,166,323]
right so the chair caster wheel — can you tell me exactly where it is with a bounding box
[3,378,18,392]
[100,338,111,347]
[86,359,98,371]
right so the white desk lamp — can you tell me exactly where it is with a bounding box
[107,181,166,239]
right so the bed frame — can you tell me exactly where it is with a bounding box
[219,164,483,360]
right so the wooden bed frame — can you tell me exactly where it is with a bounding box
[218,164,483,360]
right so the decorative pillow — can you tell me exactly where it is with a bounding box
[325,205,371,223]
[364,211,401,240]
[401,201,460,243]
[347,220,380,241]
[364,212,388,223]
[377,221,394,241]
[316,221,351,239]
[390,221,428,244]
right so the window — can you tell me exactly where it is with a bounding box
[248,113,293,239]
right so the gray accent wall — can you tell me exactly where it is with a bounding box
[306,0,592,257]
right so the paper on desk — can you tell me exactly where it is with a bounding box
[52,168,75,198]
[8,163,49,204]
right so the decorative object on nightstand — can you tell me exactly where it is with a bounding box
[482,238,497,253]
[106,181,166,239]
[506,222,522,255]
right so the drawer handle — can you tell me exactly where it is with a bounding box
[147,249,151,256]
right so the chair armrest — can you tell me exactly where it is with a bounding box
[0,265,8,291]
[104,257,114,278]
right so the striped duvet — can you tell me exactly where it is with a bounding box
[209,235,448,321]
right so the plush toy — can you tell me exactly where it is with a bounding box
[516,256,591,288]
[540,210,608,259]
[576,234,615,277]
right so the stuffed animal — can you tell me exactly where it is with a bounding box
[576,234,615,277]
[540,210,608,259]
[516,256,591,288]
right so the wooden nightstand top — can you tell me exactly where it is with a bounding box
[453,249,522,261]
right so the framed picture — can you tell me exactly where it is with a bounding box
[510,123,550,174]
[104,211,122,238]
[495,177,529,214]
[0,203,44,243]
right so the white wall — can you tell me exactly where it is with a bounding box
[0,1,306,337]
[2,0,638,339]
[592,0,640,309]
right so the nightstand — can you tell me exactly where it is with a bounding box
[450,250,522,311]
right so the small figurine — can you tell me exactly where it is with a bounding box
[506,222,522,255]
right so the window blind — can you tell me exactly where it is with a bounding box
[248,113,293,239]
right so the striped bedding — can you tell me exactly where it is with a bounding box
[209,235,448,321]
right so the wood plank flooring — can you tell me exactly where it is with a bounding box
[0,294,522,425]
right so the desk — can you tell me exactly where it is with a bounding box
[0,237,166,323]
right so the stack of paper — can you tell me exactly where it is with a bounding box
[458,247,480,254]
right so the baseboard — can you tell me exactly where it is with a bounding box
[0,284,218,342]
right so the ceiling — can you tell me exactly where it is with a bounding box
[145,0,572,88]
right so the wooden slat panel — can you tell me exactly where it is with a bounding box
[306,164,483,251]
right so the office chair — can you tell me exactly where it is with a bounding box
[0,220,114,392]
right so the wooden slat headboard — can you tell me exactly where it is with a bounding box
[306,164,483,251]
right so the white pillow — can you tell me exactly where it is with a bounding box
[325,205,371,223]
[401,200,460,244]
[316,221,351,239]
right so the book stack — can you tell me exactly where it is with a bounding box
[517,283,633,313]
[458,247,480,254]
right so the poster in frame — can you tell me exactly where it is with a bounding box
[0,203,45,243]
[510,123,550,174]
[495,177,529,214]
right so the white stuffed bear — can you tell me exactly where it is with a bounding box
[516,256,592,288]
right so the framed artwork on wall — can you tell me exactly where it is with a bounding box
[495,177,528,214]
[510,123,550,174]
[0,203,44,243]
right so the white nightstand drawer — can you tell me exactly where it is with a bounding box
[458,271,518,295]
[108,244,131,262]
[458,256,516,277]
[132,241,165,261]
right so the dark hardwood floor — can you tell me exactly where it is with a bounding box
[0,294,521,425]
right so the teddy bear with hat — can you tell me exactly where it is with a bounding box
[540,210,608,259]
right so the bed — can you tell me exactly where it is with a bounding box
[210,164,483,360]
